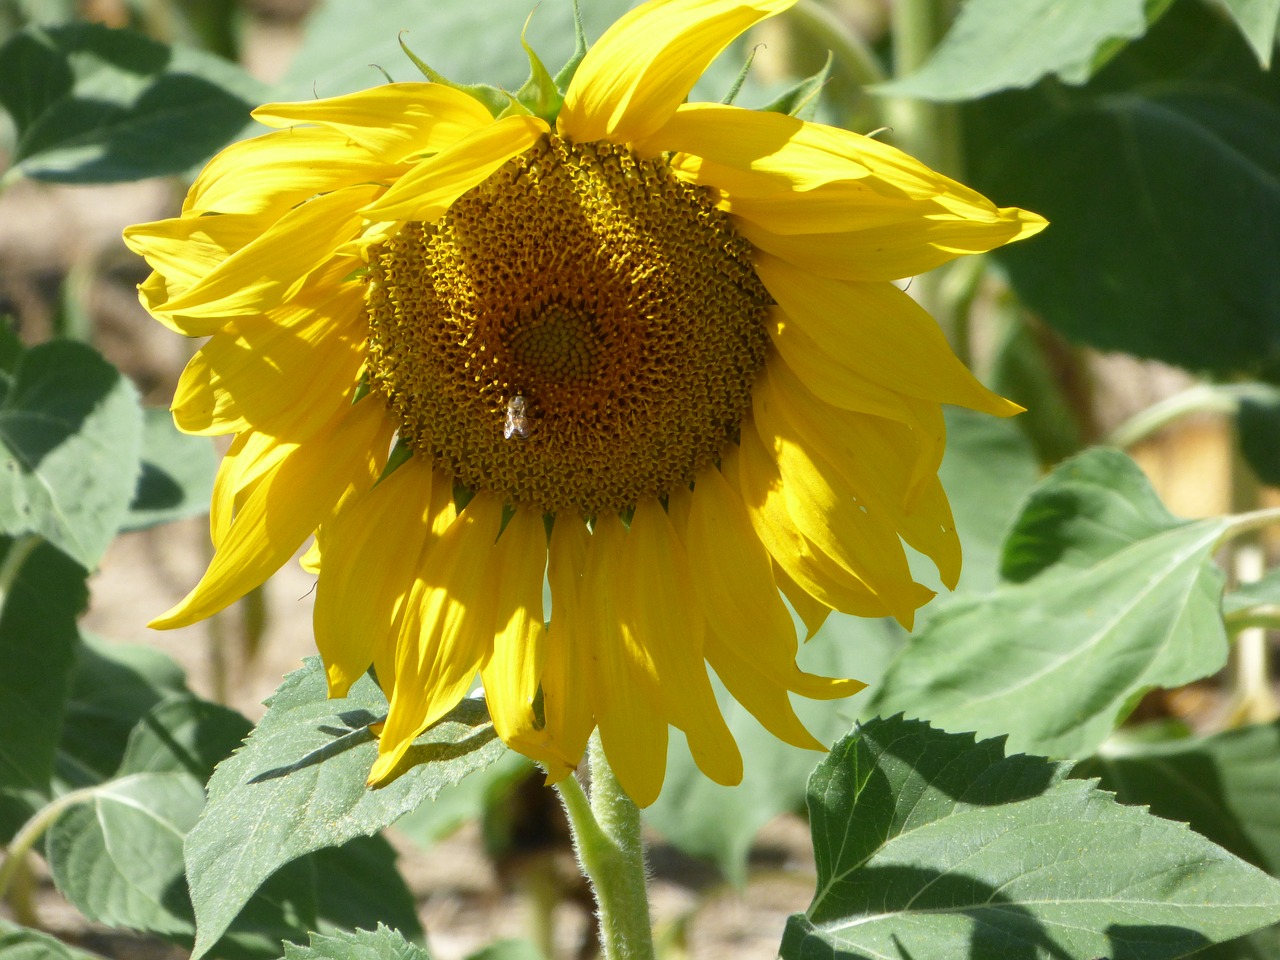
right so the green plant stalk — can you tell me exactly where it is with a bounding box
[790,0,887,89]
[555,735,655,960]
[1104,383,1280,449]
[884,0,960,175]
[883,0,961,323]
[0,786,98,903]
[0,534,40,609]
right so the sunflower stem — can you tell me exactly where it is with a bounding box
[555,735,655,960]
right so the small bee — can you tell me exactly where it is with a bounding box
[504,394,532,440]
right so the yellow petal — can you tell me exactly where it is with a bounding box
[252,82,495,164]
[720,444,831,638]
[754,371,931,628]
[559,0,794,144]
[682,468,862,749]
[371,474,459,695]
[208,429,288,548]
[173,277,365,439]
[735,417,903,621]
[754,253,1022,417]
[583,512,669,807]
[625,498,742,788]
[159,184,380,324]
[368,491,505,786]
[313,456,436,698]
[766,306,918,424]
[184,126,400,218]
[361,114,548,222]
[543,514,597,780]
[480,507,572,772]
[764,361,962,590]
[738,215,1039,283]
[126,216,267,335]
[150,398,393,629]
[772,558,830,640]
[640,103,1045,278]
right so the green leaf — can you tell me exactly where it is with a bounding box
[58,635,189,785]
[45,767,319,959]
[870,449,1231,759]
[1224,566,1280,615]
[118,694,252,780]
[1237,393,1280,486]
[47,772,207,938]
[1219,0,1280,67]
[988,317,1085,465]
[978,85,1280,375]
[122,408,217,532]
[936,409,1040,594]
[281,927,428,960]
[464,941,544,960]
[0,919,106,960]
[0,23,265,183]
[1000,446,1182,582]
[313,840,423,946]
[186,658,507,959]
[0,538,87,841]
[1083,721,1280,873]
[0,340,142,569]
[877,0,1161,101]
[780,716,1280,960]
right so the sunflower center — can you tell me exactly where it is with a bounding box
[364,133,772,516]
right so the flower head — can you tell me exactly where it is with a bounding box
[125,0,1044,805]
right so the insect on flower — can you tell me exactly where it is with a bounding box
[504,394,532,440]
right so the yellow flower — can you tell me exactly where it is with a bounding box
[124,0,1044,806]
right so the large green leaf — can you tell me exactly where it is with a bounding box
[879,0,1163,101]
[0,340,142,569]
[870,449,1231,759]
[0,538,88,841]
[0,919,105,960]
[57,635,190,785]
[47,772,208,939]
[186,658,506,959]
[281,927,428,960]
[1083,721,1280,874]
[935,409,1040,594]
[123,408,217,532]
[780,716,1280,960]
[0,22,265,183]
[1220,0,1280,67]
[312,840,422,945]
[984,87,1280,374]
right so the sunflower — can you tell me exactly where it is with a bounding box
[125,0,1044,806]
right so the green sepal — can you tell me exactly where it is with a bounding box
[721,45,760,106]
[761,51,833,119]
[552,0,588,93]
[513,11,563,124]
[397,34,516,119]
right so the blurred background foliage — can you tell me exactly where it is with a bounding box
[1,0,1280,958]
